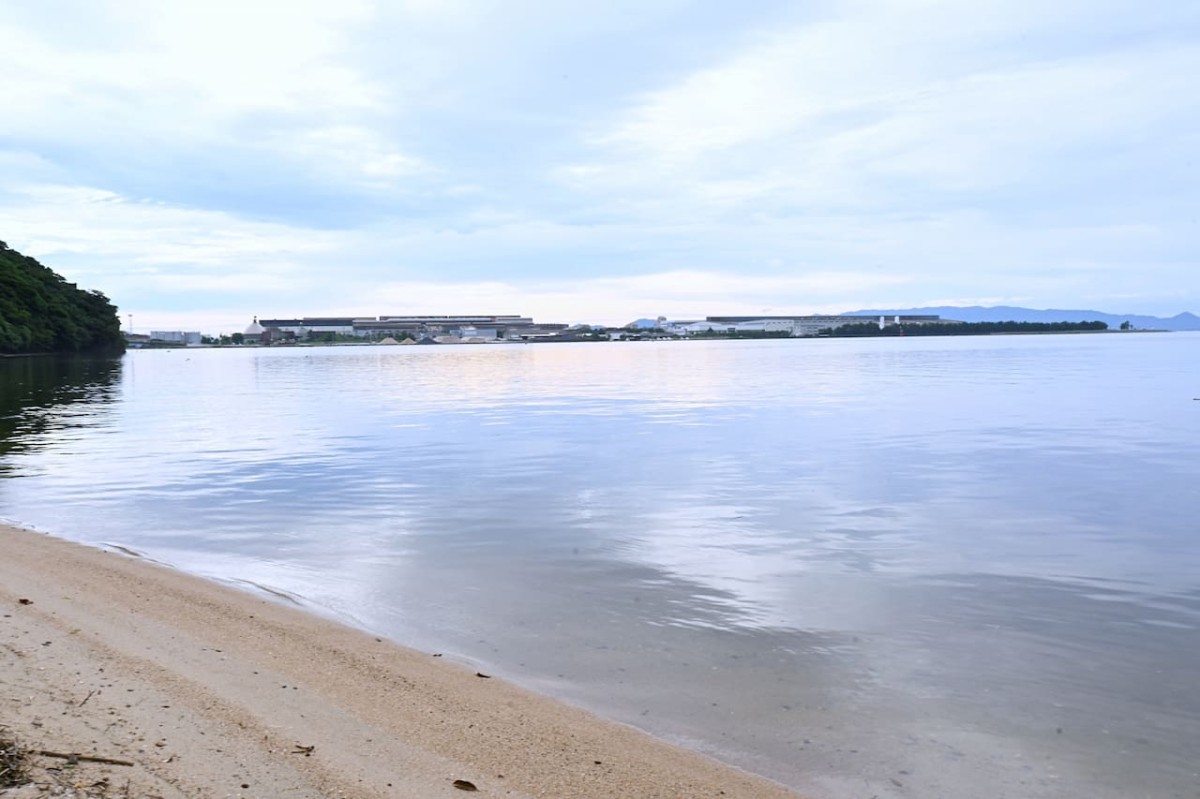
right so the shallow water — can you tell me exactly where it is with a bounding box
[2,335,1198,798]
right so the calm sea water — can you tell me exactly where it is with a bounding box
[2,335,1198,798]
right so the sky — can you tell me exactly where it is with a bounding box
[1,0,1197,333]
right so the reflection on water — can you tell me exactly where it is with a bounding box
[0,356,122,471]
[2,336,1199,798]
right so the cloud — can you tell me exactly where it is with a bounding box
[542,0,1199,314]
[0,181,343,319]
[0,0,1196,327]
[3,173,1191,332]
[364,269,914,327]
[565,1,1199,219]
[0,0,427,218]
[588,24,1180,205]
[3,183,336,260]
[281,126,431,187]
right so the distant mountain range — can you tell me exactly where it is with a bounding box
[847,306,1200,331]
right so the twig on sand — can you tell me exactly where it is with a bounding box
[36,750,135,767]
[1,732,31,788]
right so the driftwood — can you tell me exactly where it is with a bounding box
[35,750,135,767]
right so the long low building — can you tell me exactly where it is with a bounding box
[352,315,536,339]
[257,315,565,341]
[257,318,357,337]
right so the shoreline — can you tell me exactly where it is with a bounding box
[0,523,801,799]
[134,326,1173,350]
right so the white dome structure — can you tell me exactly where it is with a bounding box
[243,317,267,344]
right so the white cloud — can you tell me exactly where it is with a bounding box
[106,0,379,115]
[0,0,1196,324]
[282,126,430,186]
[565,1,1199,216]
[5,172,1190,334]
[365,269,914,327]
[0,0,427,201]
[0,181,342,317]
[0,2,379,124]
[5,183,337,261]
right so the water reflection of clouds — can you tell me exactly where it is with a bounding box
[346,339,872,412]
[6,335,1200,799]
[619,447,1200,638]
[10,341,1199,622]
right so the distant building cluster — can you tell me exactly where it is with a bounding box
[662,314,947,337]
[248,312,951,343]
[135,312,955,347]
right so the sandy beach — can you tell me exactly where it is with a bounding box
[0,523,800,798]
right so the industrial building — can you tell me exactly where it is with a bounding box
[256,315,568,342]
[255,318,356,338]
[149,330,203,345]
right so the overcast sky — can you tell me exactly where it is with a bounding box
[2,0,1196,331]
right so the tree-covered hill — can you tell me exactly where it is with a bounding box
[0,240,124,354]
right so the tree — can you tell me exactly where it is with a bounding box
[1120,321,1132,331]
[0,241,124,354]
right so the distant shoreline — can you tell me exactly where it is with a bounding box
[121,327,1179,351]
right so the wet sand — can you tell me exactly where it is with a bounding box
[0,523,800,798]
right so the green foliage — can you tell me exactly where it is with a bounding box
[820,320,1109,337]
[0,240,125,354]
